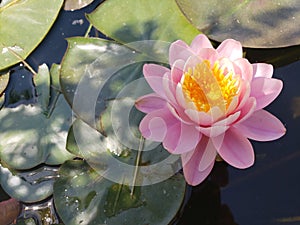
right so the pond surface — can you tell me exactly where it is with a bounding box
[1,1,300,225]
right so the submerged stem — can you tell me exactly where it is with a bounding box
[130,136,144,197]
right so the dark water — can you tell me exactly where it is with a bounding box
[1,1,300,225]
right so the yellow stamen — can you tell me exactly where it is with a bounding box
[182,60,239,112]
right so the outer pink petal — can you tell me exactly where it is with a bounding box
[163,122,202,154]
[233,58,253,81]
[143,64,170,98]
[139,107,177,142]
[217,39,243,61]
[135,93,166,113]
[252,63,273,78]
[181,137,215,185]
[218,128,255,169]
[250,77,283,110]
[198,138,217,172]
[169,40,193,66]
[234,110,286,141]
[198,48,219,63]
[190,34,214,54]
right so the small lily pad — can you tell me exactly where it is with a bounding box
[64,0,95,11]
[0,164,58,203]
[54,160,187,225]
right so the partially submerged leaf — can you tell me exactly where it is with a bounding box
[0,164,57,203]
[54,160,187,225]
[0,64,74,170]
[64,0,95,11]
[176,0,300,48]
[0,0,64,70]
[86,0,200,44]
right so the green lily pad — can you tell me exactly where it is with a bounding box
[86,0,200,44]
[176,0,300,48]
[0,64,74,170]
[0,0,63,70]
[0,164,57,203]
[67,118,182,186]
[64,0,95,11]
[60,37,170,133]
[54,160,187,225]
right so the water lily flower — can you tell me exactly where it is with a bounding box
[135,34,286,186]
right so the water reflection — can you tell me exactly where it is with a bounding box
[177,162,238,225]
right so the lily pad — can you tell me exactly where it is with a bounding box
[0,0,64,70]
[67,118,182,186]
[64,0,95,11]
[0,64,74,170]
[60,37,170,133]
[176,0,300,48]
[86,0,200,44]
[0,164,58,203]
[54,160,187,225]
[0,71,9,107]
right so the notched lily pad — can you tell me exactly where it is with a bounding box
[176,0,300,48]
[54,160,187,225]
[0,164,58,203]
[0,0,64,70]
[86,0,200,44]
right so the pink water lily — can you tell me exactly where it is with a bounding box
[135,34,286,186]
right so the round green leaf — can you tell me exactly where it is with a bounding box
[54,160,187,225]
[0,0,64,70]
[176,0,300,48]
[0,164,57,203]
[60,37,169,133]
[86,0,200,44]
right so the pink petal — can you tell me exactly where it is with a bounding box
[250,77,283,110]
[162,73,177,105]
[181,137,215,186]
[169,40,193,66]
[183,55,202,72]
[235,97,256,124]
[234,110,286,141]
[143,64,170,98]
[197,125,229,138]
[171,60,185,83]
[198,48,219,63]
[198,138,217,172]
[217,39,243,61]
[163,122,202,154]
[253,63,273,78]
[218,128,255,169]
[233,58,253,81]
[139,107,177,142]
[135,93,166,113]
[190,34,213,54]
[185,106,223,126]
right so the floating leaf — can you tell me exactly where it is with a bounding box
[0,164,57,203]
[0,0,63,70]
[0,71,9,107]
[54,160,187,225]
[86,0,200,44]
[0,64,74,170]
[176,0,300,48]
[64,0,95,11]
[66,119,182,186]
[60,37,170,133]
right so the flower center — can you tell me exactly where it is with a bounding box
[182,60,239,112]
